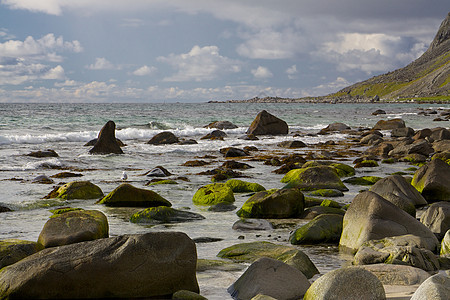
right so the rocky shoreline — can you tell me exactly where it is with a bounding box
[1,109,450,299]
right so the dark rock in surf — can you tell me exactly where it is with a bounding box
[204,121,238,130]
[89,121,123,154]
[372,118,406,130]
[246,110,288,136]
[26,149,59,158]
[201,130,227,140]
[147,131,179,145]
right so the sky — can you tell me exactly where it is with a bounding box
[0,1,448,103]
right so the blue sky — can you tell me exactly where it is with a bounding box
[0,0,448,103]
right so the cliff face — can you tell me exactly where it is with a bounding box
[331,12,450,100]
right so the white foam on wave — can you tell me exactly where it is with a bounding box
[0,158,63,171]
[0,131,96,145]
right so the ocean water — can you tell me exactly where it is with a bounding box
[0,102,449,299]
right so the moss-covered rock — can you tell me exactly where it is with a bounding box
[236,188,304,218]
[343,176,382,186]
[0,239,43,269]
[309,189,344,197]
[146,179,178,186]
[192,183,235,206]
[354,160,379,168]
[37,210,109,248]
[225,179,265,193]
[290,214,343,245]
[217,241,319,278]
[49,207,83,215]
[320,199,342,208]
[97,183,171,207]
[412,159,450,202]
[130,206,205,224]
[301,161,355,177]
[49,181,104,200]
[281,166,348,191]
[441,230,450,256]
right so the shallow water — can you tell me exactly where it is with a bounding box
[0,102,449,299]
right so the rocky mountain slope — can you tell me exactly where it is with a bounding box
[330,12,450,101]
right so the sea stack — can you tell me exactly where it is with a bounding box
[246,110,288,136]
[89,121,123,154]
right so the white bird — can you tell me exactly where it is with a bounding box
[120,171,128,181]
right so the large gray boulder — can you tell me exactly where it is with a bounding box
[97,183,172,207]
[89,120,123,154]
[372,118,405,130]
[441,229,450,256]
[246,110,288,136]
[420,202,450,240]
[228,257,310,300]
[412,158,450,202]
[303,267,386,300]
[411,274,450,300]
[0,232,199,299]
[353,235,440,272]
[339,191,439,253]
[388,139,434,157]
[356,264,430,286]
[0,239,43,269]
[236,188,304,219]
[37,210,109,248]
[147,131,179,145]
[369,175,427,216]
[289,214,343,245]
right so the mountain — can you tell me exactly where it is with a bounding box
[329,12,450,101]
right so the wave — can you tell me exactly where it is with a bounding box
[0,131,97,145]
[0,158,63,171]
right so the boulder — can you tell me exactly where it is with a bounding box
[37,210,109,248]
[301,161,355,177]
[301,206,346,219]
[344,176,382,186]
[246,110,288,136]
[372,118,406,130]
[221,160,253,169]
[420,202,450,240]
[204,120,238,130]
[372,109,386,115]
[224,147,249,158]
[339,191,439,253]
[360,133,383,145]
[357,264,430,286]
[430,127,450,141]
[200,130,227,140]
[364,142,394,158]
[97,183,171,207]
[391,127,415,137]
[145,166,172,177]
[232,219,273,231]
[0,232,199,299]
[321,122,351,132]
[281,166,348,191]
[413,128,432,140]
[84,138,125,147]
[192,183,235,206]
[277,140,306,148]
[130,206,205,224]
[26,149,58,158]
[0,239,43,269]
[309,189,344,197]
[388,139,434,157]
[433,140,450,152]
[369,175,427,216]
[441,230,450,256]
[32,175,54,184]
[225,179,265,193]
[289,214,343,245]
[207,203,237,212]
[353,235,440,272]
[172,290,207,300]
[89,120,123,154]
[412,159,450,202]
[303,267,385,300]
[410,274,450,300]
[228,257,310,300]
[47,181,104,200]
[236,188,304,219]
[147,131,179,145]
[217,241,319,279]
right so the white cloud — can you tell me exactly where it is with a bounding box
[286,64,298,79]
[86,57,117,70]
[0,28,16,40]
[2,0,63,15]
[157,45,241,82]
[0,61,65,85]
[309,77,351,96]
[120,18,145,27]
[251,66,273,79]
[132,65,157,76]
[41,65,65,80]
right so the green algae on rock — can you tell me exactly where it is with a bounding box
[192,183,235,206]
[281,166,348,191]
[0,239,43,269]
[97,183,172,207]
[309,189,344,197]
[130,206,205,224]
[47,181,104,200]
[290,214,343,245]
[343,176,382,186]
[236,188,304,219]
[225,179,265,193]
[217,241,319,279]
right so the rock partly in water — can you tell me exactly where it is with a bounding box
[37,210,109,248]
[232,219,273,231]
[420,202,450,240]
[236,188,304,219]
[147,131,179,145]
[89,120,123,154]
[0,232,199,299]
[97,183,172,207]
[200,129,227,140]
[130,206,205,224]
[204,120,238,130]
[225,179,265,193]
[47,181,104,200]
[228,257,310,300]
[32,175,54,184]
[411,158,450,202]
[289,214,343,245]
[277,140,306,149]
[192,183,235,206]
[145,166,173,177]
[410,274,450,300]
[246,110,288,136]
[303,266,386,300]
[0,239,43,269]
[372,118,406,130]
[344,176,382,186]
[26,149,59,158]
[217,241,319,279]
[281,166,348,191]
[339,191,439,253]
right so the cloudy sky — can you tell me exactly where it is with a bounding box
[0,1,448,103]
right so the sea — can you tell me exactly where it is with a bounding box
[0,102,449,299]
